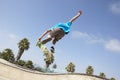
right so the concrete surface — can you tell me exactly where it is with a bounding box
[0,59,108,80]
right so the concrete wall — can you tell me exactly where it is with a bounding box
[0,59,107,80]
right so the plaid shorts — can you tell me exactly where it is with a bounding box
[48,28,65,42]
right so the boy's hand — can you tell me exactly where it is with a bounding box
[78,10,82,15]
[38,38,42,41]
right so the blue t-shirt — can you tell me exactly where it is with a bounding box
[50,22,72,34]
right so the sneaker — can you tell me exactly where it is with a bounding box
[50,46,55,53]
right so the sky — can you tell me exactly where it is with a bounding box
[0,0,120,79]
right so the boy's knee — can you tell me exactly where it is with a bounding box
[42,37,52,44]
[47,35,52,38]
[52,38,58,45]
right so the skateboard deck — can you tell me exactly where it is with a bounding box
[36,40,54,67]
[36,40,53,57]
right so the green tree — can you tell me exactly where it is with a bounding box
[16,60,26,66]
[99,72,106,78]
[34,67,44,72]
[65,62,75,73]
[0,48,15,63]
[0,52,2,56]
[44,53,54,68]
[53,64,57,69]
[86,65,94,75]
[110,77,116,80]
[25,60,34,69]
[16,38,30,61]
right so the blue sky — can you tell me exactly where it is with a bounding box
[0,0,120,79]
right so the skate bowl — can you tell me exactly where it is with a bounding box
[0,59,108,80]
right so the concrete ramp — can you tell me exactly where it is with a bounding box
[0,59,106,80]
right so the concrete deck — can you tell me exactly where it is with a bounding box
[0,59,107,80]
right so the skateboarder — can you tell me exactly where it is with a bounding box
[38,10,82,53]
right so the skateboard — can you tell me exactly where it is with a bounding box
[36,40,54,67]
[36,40,53,57]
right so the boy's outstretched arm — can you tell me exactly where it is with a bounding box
[38,30,51,41]
[69,10,82,23]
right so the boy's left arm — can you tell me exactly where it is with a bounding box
[38,30,51,41]
[69,10,82,23]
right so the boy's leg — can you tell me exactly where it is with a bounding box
[42,28,61,45]
[41,29,57,44]
[52,38,59,45]
[53,29,65,45]
[41,35,52,44]
[51,28,65,53]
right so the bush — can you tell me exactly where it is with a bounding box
[110,77,116,80]
[0,48,15,63]
[25,60,34,69]
[99,72,106,78]
[16,60,34,69]
[34,67,44,72]
[16,60,26,66]
[65,62,75,73]
[86,65,94,75]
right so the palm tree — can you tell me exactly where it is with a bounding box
[16,38,30,61]
[86,65,94,75]
[65,62,75,73]
[0,48,15,62]
[44,53,54,68]
[99,72,106,79]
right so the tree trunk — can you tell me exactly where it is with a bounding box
[16,48,24,61]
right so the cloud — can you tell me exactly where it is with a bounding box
[110,1,120,14]
[0,31,19,41]
[105,39,120,53]
[0,32,20,53]
[71,31,105,44]
[71,31,90,39]
[8,34,19,40]
[71,31,120,53]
